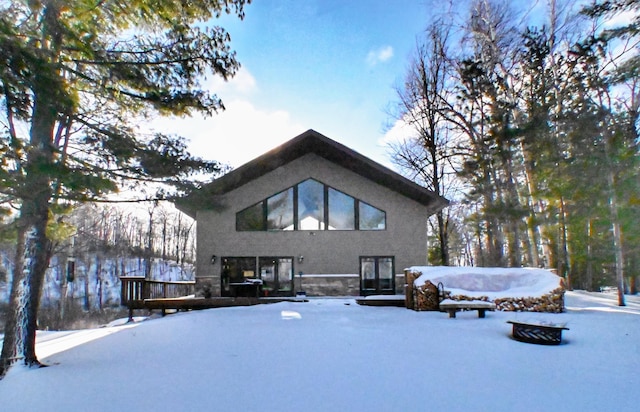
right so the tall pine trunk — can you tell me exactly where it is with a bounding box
[0,58,57,375]
[0,190,53,373]
[0,227,25,376]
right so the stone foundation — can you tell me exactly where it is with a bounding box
[196,273,405,297]
[300,275,360,296]
[195,276,218,298]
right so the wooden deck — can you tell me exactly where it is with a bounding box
[120,277,306,318]
[355,295,406,307]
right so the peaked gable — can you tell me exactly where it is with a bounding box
[176,129,448,217]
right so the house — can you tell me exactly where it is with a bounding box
[176,129,448,297]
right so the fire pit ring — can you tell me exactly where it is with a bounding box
[507,321,569,345]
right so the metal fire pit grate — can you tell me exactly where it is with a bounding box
[507,321,569,345]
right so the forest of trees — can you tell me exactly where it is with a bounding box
[389,0,639,298]
[0,202,195,326]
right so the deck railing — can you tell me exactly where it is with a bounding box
[120,276,196,306]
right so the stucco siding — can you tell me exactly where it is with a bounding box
[195,153,429,296]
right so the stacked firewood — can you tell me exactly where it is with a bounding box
[405,270,565,313]
[404,271,418,309]
[492,287,565,313]
[438,288,565,313]
[412,279,441,311]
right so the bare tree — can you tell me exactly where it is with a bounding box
[388,20,460,264]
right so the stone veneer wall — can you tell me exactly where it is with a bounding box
[196,273,405,297]
[195,276,217,298]
[405,270,565,313]
[300,275,360,296]
[300,273,406,296]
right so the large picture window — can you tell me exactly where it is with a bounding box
[359,201,386,230]
[236,178,386,232]
[267,188,294,230]
[236,203,264,231]
[298,179,325,230]
[328,188,355,230]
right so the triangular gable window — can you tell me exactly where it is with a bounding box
[236,179,386,231]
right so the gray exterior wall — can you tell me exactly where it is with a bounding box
[195,153,428,297]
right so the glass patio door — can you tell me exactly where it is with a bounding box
[259,257,293,296]
[360,256,395,296]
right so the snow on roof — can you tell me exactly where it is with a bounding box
[408,266,564,299]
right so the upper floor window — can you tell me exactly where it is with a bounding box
[328,188,355,230]
[236,179,386,231]
[298,179,325,230]
[267,188,294,230]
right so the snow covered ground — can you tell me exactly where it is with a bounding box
[1,291,638,412]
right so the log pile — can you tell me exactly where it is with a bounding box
[412,279,442,311]
[493,287,565,313]
[404,271,417,309]
[405,270,565,313]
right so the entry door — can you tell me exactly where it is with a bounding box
[360,257,395,296]
[259,257,293,296]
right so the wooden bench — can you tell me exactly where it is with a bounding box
[439,299,496,318]
[507,321,569,345]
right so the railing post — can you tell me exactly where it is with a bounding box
[121,278,127,306]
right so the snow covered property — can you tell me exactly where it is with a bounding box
[0,290,638,412]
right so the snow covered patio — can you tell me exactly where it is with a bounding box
[1,291,638,411]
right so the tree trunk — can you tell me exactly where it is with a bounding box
[436,211,449,266]
[96,255,103,310]
[2,197,54,373]
[0,227,25,376]
[21,217,52,367]
[84,260,90,311]
[586,219,594,291]
[0,35,58,373]
[558,197,571,290]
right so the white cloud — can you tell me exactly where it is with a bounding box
[149,99,306,168]
[145,67,308,168]
[603,10,636,28]
[379,117,412,147]
[366,45,394,66]
[204,66,257,96]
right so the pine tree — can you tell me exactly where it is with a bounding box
[0,0,249,376]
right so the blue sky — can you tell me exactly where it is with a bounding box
[153,1,611,171]
[152,0,437,169]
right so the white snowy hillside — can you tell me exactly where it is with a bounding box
[0,291,638,412]
[409,266,564,299]
[0,254,194,306]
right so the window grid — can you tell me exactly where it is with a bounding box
[236,178,386,232]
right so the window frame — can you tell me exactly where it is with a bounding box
[236,178,386,232]
[359,256,395,296]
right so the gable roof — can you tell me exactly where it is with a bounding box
[176,129,449,218]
